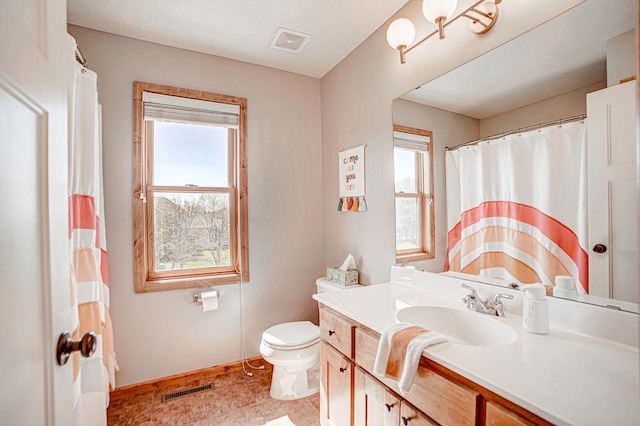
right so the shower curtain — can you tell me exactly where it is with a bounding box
[445,120,589,293]
[69,60,117,424]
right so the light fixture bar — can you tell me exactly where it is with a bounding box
[395,0,501,64]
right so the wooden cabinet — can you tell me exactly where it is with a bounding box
[320,341,354,426]
[319,307,356,426]
[354,366,437,426]
[318,305,551,426]
[354,367,400,425]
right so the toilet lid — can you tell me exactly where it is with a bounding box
[263,321,320,348]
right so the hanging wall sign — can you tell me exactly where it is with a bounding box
[337,145,367,212]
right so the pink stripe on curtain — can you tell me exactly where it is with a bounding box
[445,201,588,291]
[69,194,98,233]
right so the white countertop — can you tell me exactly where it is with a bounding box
[313,281,640,426]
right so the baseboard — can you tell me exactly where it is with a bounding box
[110,356,266,401]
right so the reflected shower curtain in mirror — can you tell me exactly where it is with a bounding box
[444,120,589,293]
[69,61,118,424]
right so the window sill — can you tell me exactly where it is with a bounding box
[135,272,244,294]
[396,252,435,264]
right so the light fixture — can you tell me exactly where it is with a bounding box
[386,0,501,64]
[385,18,416,64]
[422,0,457,39]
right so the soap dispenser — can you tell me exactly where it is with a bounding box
[553,275,578,299]
[522,284,549,334]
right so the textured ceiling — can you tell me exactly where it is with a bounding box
[401,0,637,119]
[67,0,409,78]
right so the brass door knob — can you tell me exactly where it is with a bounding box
[56,331,97,366]
[592,244,607,254]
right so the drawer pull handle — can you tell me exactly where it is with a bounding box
[384,403,395,412]
[339,367,347,374]
[401,416,412,425]
[328,330,336,336]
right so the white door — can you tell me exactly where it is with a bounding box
[587,81,639,303]
[0,1,77,424]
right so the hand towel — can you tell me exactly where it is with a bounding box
[373,322,448,394]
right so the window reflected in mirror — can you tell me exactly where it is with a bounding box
[393,125,435,262]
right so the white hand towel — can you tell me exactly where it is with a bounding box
[373,322,448,395]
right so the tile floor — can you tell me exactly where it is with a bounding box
[107,361,320,426]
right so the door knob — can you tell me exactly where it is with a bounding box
[56,331,97,366]
[592,244,607,254]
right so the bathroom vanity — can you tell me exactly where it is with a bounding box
[313,267,640,425]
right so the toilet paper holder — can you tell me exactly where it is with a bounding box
[193,290,221,304]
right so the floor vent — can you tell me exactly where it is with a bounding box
[270,28,311,53]
[161,383,214,403]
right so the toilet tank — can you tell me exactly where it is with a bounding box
[316,277,362,294]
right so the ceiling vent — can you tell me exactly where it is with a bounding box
[270,28,311,53]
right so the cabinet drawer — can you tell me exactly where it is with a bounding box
[320,308,354,358]
[355,328,478,426]
[486,401,533,426]
[401,401,437,426]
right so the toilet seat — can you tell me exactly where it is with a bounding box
[262,321,320,351]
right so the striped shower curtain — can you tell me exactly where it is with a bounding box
[69,61,117,424]
[444,120,589,294]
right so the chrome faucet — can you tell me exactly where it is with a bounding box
[462,284,514,317]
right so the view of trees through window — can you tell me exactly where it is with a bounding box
[154,193,231,271]
[134,82,248,292]
[395,194,421,250]
[394,147,423,251]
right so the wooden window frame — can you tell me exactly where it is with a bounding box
[393,124,435,263]
[133,81,249,293]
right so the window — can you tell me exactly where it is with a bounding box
[393,125,434,262]
[133,82,248,292]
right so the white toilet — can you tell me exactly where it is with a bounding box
[259,278,361,400]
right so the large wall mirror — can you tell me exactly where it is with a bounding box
[392,0,639,312]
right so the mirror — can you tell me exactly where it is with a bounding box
[392,0,638,312]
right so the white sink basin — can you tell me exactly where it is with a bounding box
[395,306,517,347]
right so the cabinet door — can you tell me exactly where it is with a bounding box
[320,341,354,426]
[354,367,400,426]
[400,402,437,426]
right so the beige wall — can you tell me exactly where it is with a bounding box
[607,30,636,87]
[392,99,479,271]
[480,81,606,137]
[320,0,584,284]
[68,26,324,386]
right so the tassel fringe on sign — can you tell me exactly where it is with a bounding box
[337,196,367,212]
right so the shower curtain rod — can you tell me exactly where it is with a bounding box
[445,114,587,151]
[75,45,87,67]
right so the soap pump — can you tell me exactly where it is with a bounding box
[522,284,549,334]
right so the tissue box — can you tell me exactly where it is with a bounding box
[326,268,359,286]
